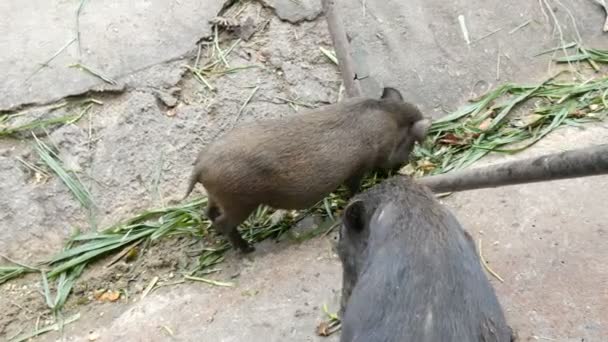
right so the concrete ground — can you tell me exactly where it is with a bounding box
[0,0,607,341]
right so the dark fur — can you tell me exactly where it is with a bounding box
[338,176,513,342]
[184,87,430,253]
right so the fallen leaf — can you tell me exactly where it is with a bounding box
[438,133,466,145]
[478,118,493,131]
[93,289,106,300]
[315,320,341,337]
[316,321,331,336]
[97,290,121,302]
[568,110,587,118]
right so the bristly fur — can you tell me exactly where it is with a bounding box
[183,88,430,252]
[338,176,513,341]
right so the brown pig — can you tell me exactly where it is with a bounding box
[183,87,431,253]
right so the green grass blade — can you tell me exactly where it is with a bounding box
[9,313,80,342]
[33,134,95,211]
[41,271,55,310]
[49,229,149,263]
[54,263,86,311]
[0,267,33,285]
[0,108,88,136]
[48,229,154,277]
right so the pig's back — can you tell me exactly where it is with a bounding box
[199,99,398,206]
[341,178,511,341]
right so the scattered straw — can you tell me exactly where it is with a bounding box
[540,0,576,73]
[275,96,315,109]
[509,19,531,34]
[234,85,259,123]
[496,45,501,80]
[320,46,339,65]
[183,36,249,92]
[76,0,88,60]
[151,279,186,293]
[213,25,230,67]
[478,238,504,283]
[9,313,80,342]
[184,65,215,91]
[70,63,117,85]
[25,38,76,83]
[141,276,159,300]
[184,275,234,287]
[471,28,502,45]
[457,15,471,45]
[533,42,577,57]
[0,103,92,136]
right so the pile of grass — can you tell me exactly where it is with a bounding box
[47,198,207,277]
[407,72,607,176]
[184,3,267,93]
[184,37,249,91]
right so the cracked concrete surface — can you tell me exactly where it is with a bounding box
[0,0,607,341]
[0,0,226,110]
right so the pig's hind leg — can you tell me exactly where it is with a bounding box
[210,200,257,254]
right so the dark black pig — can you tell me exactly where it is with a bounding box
[337,176,513,342]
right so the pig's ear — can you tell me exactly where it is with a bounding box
[343,199,365,233]
[381,87,403,101]
[411,118,431,143]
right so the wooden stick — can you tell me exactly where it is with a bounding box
[321,0,362,98]
[418,144,608,193]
